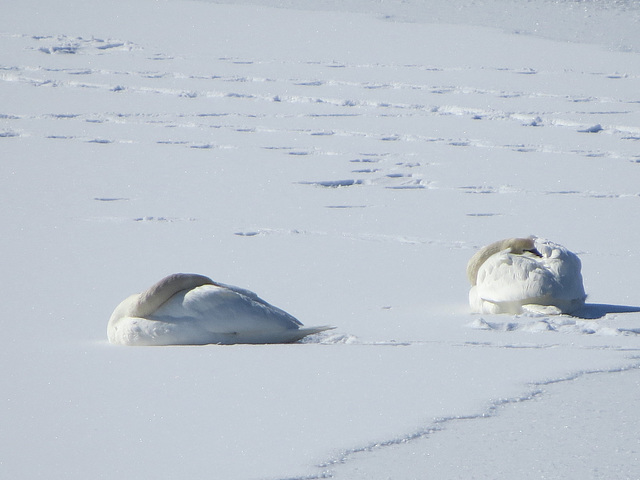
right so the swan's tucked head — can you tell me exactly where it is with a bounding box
[506,237,542,257]
[466,237,542,285]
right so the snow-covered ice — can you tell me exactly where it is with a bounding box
[2,0,640,478]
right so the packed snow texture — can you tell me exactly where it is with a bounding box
[2,0,640,479]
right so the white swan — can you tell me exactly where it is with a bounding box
[108,273,334,345]
[467,237,586,315]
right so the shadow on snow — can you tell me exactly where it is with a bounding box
[572,303,640,320]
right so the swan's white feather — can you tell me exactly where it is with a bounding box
[108,274,333,346]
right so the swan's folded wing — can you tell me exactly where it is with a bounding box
[151,284,304,334]
[535,242,586,302]
[476,253,556,304]
[212,282,306,324]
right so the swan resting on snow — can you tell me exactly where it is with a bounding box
[467,236,586,315]
[108,273,334,346]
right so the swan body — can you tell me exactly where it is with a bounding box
[467,237,586,315]
[108,273,334,345]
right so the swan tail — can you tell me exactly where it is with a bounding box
[288,325,336,342]
[207,325,336,345]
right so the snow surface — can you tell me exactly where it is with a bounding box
[2,0,640,478]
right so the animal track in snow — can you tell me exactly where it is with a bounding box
[466,212,503,217]
[3,32,640,208]
[31,34,139,55]
[132,216,196,223]
[2,73,638,167]
[81,215,196,223]
[0,130,20,138]
[4,35,639,158]
[93,197,129,202]
[298,179,364,188]
[233,227,474,250]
